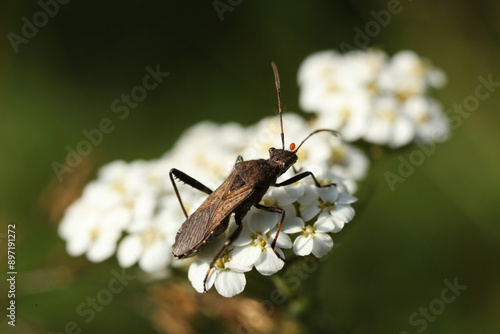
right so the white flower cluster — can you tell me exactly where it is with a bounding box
[298,49,448,147]
[58,159,180,273]
[59,113,363,297]
[59,49,448,298]
[187,161,358,297]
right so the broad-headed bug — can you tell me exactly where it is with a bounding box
[169,62,339,291]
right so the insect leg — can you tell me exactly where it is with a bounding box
[254,204,286,262]
[169,168,213,218]
[202,215,244,292]
[292,165,301,174]
[274,171,336,188]
[235,155,244,164]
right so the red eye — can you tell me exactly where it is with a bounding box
[290,143,296,151]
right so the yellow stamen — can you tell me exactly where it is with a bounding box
[89,227,100,241]
[262,198,277,206]
[216,258,225,269]
[331,146,347,164]
[417,113,430,123]
[380,109,396,122]
[340,107,351,122]
[113,182,126,194]
[141,229,158,245]
[303,225,315,238]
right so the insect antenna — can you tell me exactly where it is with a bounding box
[271,62,285,150]
[293,129,341,153]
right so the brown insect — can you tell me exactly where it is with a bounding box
[169,62,338,291]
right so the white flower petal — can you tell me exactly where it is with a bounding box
[268,187,297,206]
[283,183,306,199]
[215,270,246,297]
[225,260,252,273]
[87,240,116,263]
[293,234,314,256]
[66,234,90,257]
[317,186,339,203]
[312,232,334,258]
[139,242,170,272]
[196,232,229,262]
[300,202,321,221]
[297,186,319,206]
[364,119,391,144]
[271,230,292,249]
[232,224,253,247]
[282,217,304,234]
[231,245,262,267]
[248,209,279,234]
[102,207,131,229]
[188,260,211,293]
[117,235,142,268]
[276,195,297,206]
[314,213,336,233]
[134,193,156,218]
[206,267,217,290]
[282,204,299,220]
[332,218,345,233]
[427,67,446,88]
[337,192,358,204]
[255,248,285,275]
[390,117,415,147]
[331,204,355,223]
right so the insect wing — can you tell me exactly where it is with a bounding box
[207,179,254,231]
[172,171,254,257]
[172,206,213,257]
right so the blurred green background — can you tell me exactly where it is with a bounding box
[1,1,500,333]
